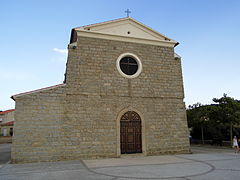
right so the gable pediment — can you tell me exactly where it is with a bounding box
[74,18,178,47]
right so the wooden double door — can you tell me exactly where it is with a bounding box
[120,111,142,154]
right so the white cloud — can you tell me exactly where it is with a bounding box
[52,48,68,63]
[53,48,68,54]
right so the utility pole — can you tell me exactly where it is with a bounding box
[201,125,204,144]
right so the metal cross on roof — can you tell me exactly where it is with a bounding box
[125,9,131,17]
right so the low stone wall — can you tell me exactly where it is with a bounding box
[0,136,12,144]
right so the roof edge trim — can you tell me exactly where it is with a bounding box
[75,30,177,47]
[11,83,66,100]
[0,109,15,115]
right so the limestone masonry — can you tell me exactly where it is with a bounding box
[11,17,190,163]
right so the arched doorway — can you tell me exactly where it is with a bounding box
[120,111,142,154]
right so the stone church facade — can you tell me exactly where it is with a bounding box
[11,17,190,163]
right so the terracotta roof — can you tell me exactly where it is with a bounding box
[0,109,15,115]
[11,83,66,100]
[0,121,14,126]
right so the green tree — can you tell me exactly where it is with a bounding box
[213,94,240,143]
[187,103,210,144]
[187,94,240,144]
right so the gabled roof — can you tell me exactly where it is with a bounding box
[0,121,14,126]
[71,17,178,47]
[0,109,15,115]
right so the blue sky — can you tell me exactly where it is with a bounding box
[1,0,240,110]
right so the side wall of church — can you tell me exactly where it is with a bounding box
[62,36,190,159]
[11,86,66,163]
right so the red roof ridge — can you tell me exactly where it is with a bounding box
[0,109,15,115]
[0,121,14,126]
[11,83,66,100]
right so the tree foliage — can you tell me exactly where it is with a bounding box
[187,94,240,141]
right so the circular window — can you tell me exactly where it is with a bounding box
[120,57,138,75]
[116,53,142,78]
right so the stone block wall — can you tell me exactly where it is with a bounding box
[11,36,190,163]
[63,36,189,159]
[11,85,66,163]
[66,37,185,99]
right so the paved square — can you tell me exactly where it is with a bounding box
[0,145,240,180]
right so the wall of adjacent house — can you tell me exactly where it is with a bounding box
[0,111,14,136]
[0,126,13,136]
[1,111,14,124]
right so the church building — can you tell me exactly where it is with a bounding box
[11,17,190,163]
